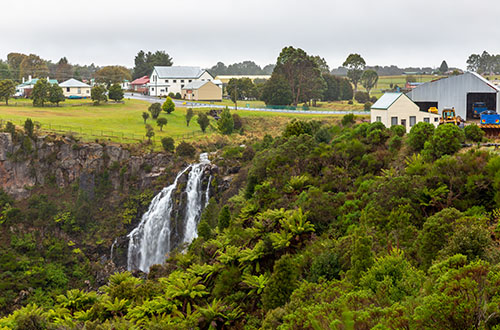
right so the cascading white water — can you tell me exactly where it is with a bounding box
[127,153,211,272]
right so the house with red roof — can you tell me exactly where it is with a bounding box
[130,76,150,94]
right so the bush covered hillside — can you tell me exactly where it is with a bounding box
[3,118,500,329]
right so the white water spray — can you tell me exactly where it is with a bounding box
[127,153,211,272]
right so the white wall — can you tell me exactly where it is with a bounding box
[149,70,213,96]
[371,95,440,132]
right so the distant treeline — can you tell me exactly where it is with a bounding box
[207,61,275,77]
[331,65,436,76]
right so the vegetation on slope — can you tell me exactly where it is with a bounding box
[3,118,500,329]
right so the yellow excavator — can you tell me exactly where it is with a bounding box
[438,107,463,126]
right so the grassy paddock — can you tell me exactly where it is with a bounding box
[0,99,365,148]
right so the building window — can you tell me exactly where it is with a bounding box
[409,116,416,127]
[173,80,177,83]
[151,88,155,91]
[78,88,81,94]
[391,117,398,126]
[66,87,70,92]
[202,79,205,81]
[401,119,407,127]
[165,80,168,83]
[181,85,184,88]
[424,117,430,123]
[160,89,164,92]
[189,80,192,82]
[181,80,184,83]
[376,116,381,122]
[434,117,439,122]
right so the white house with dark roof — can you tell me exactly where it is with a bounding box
[59,78,91,98]
[148,66,214,97]
[371,93,440,132]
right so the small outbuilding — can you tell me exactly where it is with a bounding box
[59,79,91,98]
[181,81,222,101]
[371,92,440,132]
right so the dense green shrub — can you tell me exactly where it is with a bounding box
[407,122,435,151]
[364,101,372,111]
[390,125,406,137]
[175,141,196,157]
[308,251,340,282]
[341,113,356,126]
[262,255,298,310]
[161,137,175,153]
[217,108,234,135]
[148,103,162,119]
[464,124,484,142]
[218,205,231,231]
[423,124,465,159]
[354,91,370,103]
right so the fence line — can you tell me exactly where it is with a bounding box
[0,119,206,145]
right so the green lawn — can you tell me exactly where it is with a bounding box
[0,99,364,147]
[0,99,206,145]
[357,75,444,98]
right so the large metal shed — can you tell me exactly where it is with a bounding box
[407,72,500,120]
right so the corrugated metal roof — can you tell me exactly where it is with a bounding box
[131,75,150,85]
[154,66,205,79]
[59,78,90,88]
[470,72,500,91]
[371,93,403,109]
[182,81,208,90]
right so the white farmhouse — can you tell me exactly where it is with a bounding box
[371,92,440,132]
[59,78,91,98]
[148,66,214,97]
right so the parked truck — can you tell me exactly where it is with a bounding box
[473,102,489,119]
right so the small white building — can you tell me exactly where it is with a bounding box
[371,93,440,132]
[59,79,91,98]
[148,66,214,97]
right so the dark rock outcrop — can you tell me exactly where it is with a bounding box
[0,133,173,200]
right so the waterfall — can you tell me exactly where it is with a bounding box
[127,153,211,272]
[110,238,118,261]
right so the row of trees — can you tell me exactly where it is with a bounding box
[467,51,500,74]
[2,53,99,81]
[257,47,364,106]
[208,61,275,76]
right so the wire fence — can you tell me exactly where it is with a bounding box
[0,119,207,145]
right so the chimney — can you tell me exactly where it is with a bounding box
[47,76,49,82]
[22,77,25,83]
[28,75,32,82]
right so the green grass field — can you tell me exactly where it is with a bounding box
[0,98,363,148]
[357,75,444,98]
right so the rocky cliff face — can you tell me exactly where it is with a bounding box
[0,132,173,200]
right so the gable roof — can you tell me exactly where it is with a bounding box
[469,72,500,91]
[154,66,206,79]
[131,75,150,85]
[371,93,404,110]
[59,78,90,88]
[17,78,58,88]
[182,81,210,90]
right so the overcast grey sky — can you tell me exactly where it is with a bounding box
[2,0,499,70]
